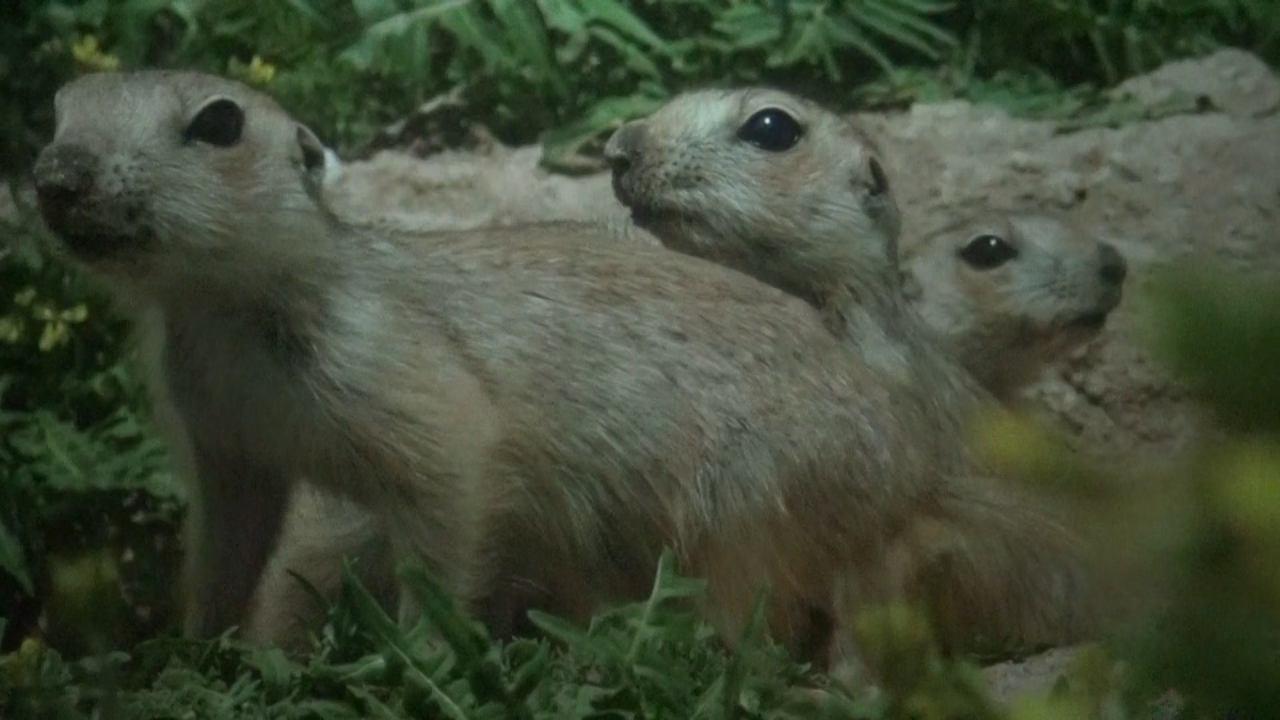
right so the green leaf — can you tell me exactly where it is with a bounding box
[0,512,32,595]
[541,93,665,169]
[526,610,595,653]
[536,0,587,35]
[347,684,406,719]
[582,0,673,55]
[491,0,568,100]
[439,3,511,73]
[625,550,707,666]
[772,14,828,71]
[398,565,531,719]
[505,640,550,702]
[713,5,783,49]
[343,563,475,720]
[826,15,897,75]
[340,1,472,70]
[714,592,770,720]
[244,647,301,691]
[352,0,399,23]
[855,0,952,59]
[589,26,663,79]
[282,0,332,28]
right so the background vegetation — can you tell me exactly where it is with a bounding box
[2,0,1279,717]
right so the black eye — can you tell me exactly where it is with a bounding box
[958,234,1018,269]
[184,98,244,147]
[737,108,803,152]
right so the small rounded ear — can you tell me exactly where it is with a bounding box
[185,96,245,147]
[296,124,326,175]
[295,124,327,201]
[860,155,902,246]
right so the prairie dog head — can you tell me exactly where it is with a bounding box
[33,71,331,295]
[606,89,900,304]
[903,213,1128,399]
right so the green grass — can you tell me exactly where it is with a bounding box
[5,0,1276,172]
[0,553,1008,719]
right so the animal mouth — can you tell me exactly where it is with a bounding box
[37,195,142,263]
[612,166,681,225]
[610,168,639,206]
[611,169,702,239]
[627,204,694,239]
[52,226,148,263]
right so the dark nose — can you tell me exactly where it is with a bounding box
[1098,242,1127,285]
[604,121,647,175]
[33,143,97,229]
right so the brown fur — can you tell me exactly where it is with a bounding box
[903,212,1126,400]
[35,72,1023,660]
[241,486,395,648]
[606,88,1099,664]
[257,206,1126,651]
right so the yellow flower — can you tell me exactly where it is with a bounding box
[3,637,48,686]
[245,55,277,85]
[39,320,69,351]
[71,35,120,73]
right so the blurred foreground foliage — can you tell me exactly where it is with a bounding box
[0,195,180,658]
[973,264,1280,719]
[3,1,1280,717]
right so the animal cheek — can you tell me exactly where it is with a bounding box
[953,268,996,300]
[95,157,132,197]
[1018,297,1066,330]
[668,166,696,191]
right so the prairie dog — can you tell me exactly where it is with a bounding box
[903,213,1127,400]
[607,88,1096,657]
[605,88,983,434]
[244,486,395,648]
[260,165,1123,650]
[35,71,499,636]
[255,223,1126,652]
[322,142,1119,397]
[36,72,985,658]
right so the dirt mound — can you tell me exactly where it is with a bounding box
[859,50,1279,461]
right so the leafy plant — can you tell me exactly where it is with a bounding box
[3,0,960,170]
[0,193,179,652]
[0,553,853,719]
[972,261,1280,720]
[966,0,1280,85]
[5,0,1274,175]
